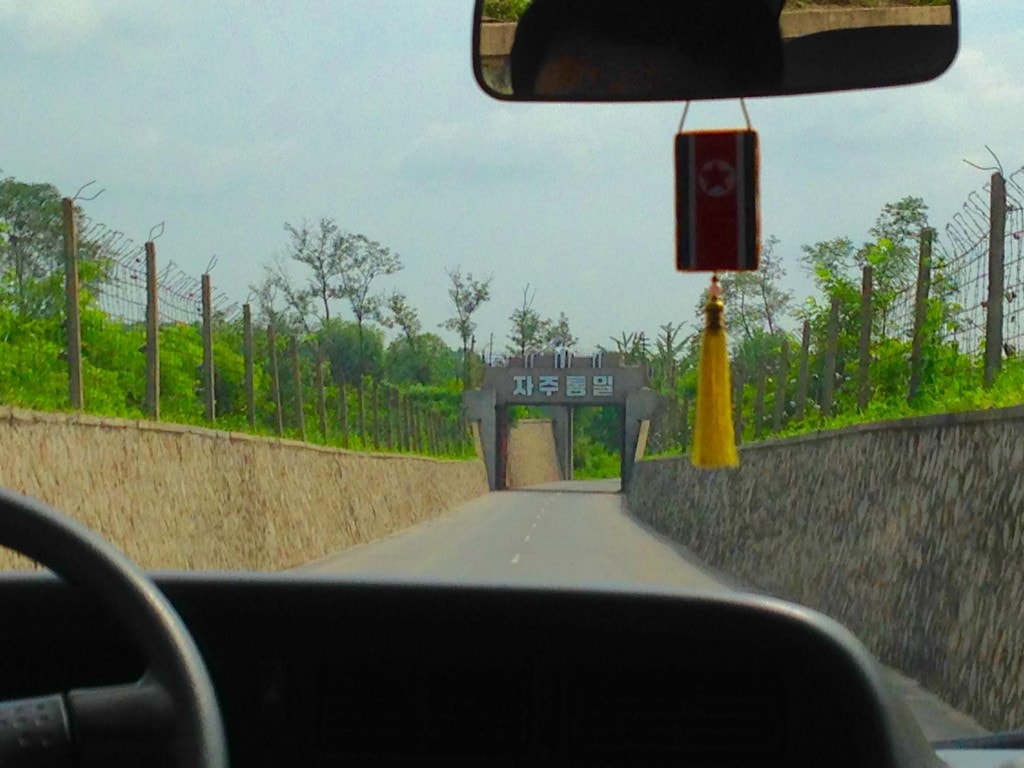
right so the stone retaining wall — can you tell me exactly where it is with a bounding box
[508,418,561,488]
[0,408,488,571]
[629,407,1024,731]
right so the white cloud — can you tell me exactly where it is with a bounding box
[0,0,108,47]
[0,0,182,50]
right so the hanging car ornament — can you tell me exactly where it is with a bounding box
[675,101,761,469]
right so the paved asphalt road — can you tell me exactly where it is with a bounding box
[301,479,721,589]
[300,479,987,742]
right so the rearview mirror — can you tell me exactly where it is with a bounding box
[474,0,958,101]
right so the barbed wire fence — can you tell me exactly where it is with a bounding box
[781,166,1020,437]
[0,196,470,457]
[648,165,1024,451]
[929,166,1024,372]
[1001,169,1024,356]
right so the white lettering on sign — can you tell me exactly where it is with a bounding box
[566,375,586,397]
[512,375,534,396]
[593,375,614,397]
[538,375,559,397]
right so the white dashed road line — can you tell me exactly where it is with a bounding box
[511,554,521,565]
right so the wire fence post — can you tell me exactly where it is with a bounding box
[144,241,160,420]
[753,360,766,440]
[908,229,934,403]
[772,338,788,432]
[372,378,382,449]
[794,320,811,420]
[443,410,455,455]
[201,274,215,421]
[397,391,409,451]
[385,386,396,451]
[821,296,842,419]
[61,198,84,410]
[857,265,873,411]
[339,376,350,449]
[421,406,430,454]
[290,336,306,441]
[985,172,1007,387]
[315,343,328,441]
[733,369,744,445]
[430,411,441,455]
[411,402,422,453]
[268,324,284,436]
[242,304,255,428]
[679,395,690,451]
[357,377,367,447]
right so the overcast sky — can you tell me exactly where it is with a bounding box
[1,0,1021,353]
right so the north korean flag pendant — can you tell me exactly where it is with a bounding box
[675,125,761,272]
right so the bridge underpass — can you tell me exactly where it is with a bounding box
[462,352,659,492]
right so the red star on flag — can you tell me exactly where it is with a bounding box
[699,160,736,198]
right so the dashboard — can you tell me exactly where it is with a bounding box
[0,573,941,768]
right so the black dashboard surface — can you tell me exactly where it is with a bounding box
[0,573,937,768]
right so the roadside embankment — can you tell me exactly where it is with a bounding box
[0,407,488,570]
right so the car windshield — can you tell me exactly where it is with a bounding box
[1,0,1022,751]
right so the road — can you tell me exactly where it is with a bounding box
[301,479,721,588]
[300,479,987,742]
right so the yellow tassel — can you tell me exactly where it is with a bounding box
[691,275,739,469]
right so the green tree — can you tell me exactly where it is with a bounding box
[797,198,931,417]
[718,235,791,341]
[441,267,492,389]
[318,317,385,385]
[385,332,459,385]
[383,291,421,341]
[248,257,313,333]
[335,233,402,378]
[865,197,929,338]
[652,321,690,392]
[572,405,622,479]
[482,0,531,21]
[0,177,110,318]
[542,311,577,351]
[606,330,650,365]
[381,293,458,385]
[508,284,547,357]
[282,217,342,321]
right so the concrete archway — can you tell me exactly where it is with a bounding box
[463,352,659,491]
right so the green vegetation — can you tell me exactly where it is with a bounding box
[4,172,1017,472]
[481,0,531,22]
[0,177,480,459]
[572,406,621,479]
[633,191,1022,458]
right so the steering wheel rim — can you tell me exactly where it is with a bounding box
[0,487,228,767]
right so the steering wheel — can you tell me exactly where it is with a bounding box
[0,488,228,767]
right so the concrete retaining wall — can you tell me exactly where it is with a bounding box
[508,419,561,488]
[629,406,1024,731]
[0,408,489,571]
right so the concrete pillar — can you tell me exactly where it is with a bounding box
[551,406,574,480]
[463,389,498,490]
[621,390,659,492]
